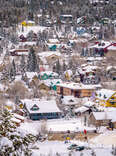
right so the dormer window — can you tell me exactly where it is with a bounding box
[31,104,39,111]
[69,99,74,102]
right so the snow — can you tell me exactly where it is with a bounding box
[47,118,95,132]
[96,89,115,100]
[19,41,36,46]
[48,39,60,43]
[0,137,13,148]
[39,71,58,77]
[26,72,38,80]
[11,117,21,123]
[91,130,116,146]
[74,106,89,113]
[57,82,97,90]
[17,25,49,37]
[32,140,113,156]
[60,15,72,17]
[38,51,61,57]
[42,79,62,87]
[92,111,116,121]
[83,101,95,108]
[22,99,61,114]
[107,45,116,50]
[13,113,25,120]
[89,41,111,49]
[61,96,79,106]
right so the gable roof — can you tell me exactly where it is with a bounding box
[22,99,61,114]
[92,111,116,122]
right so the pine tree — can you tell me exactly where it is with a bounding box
[27,47,38,72]
[62,61,66,72]
[20,54,26,73]
[55,60,61,74]
[9,60,16,81]
[0,110,36,156]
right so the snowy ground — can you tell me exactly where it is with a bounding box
[19,118,96,135]
[91,130,116,146]
[32,140,113,156]
[19,118,116,155]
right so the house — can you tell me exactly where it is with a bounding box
[22,99,62,120]
[56,82,96,98]
[38,51,61,65]
[96,89,116,107]
[39,83,50,91]
[106,43,116,58]
[38,71,59,80]
[106,66,116,80]
[21,20,35,26]
[60,95,79,107]
[47,39,61,50]
[39,79,62,91]
[74,106,90,116]
[10,49,29,56]
[88,111,116,128]
[59,15,73,24]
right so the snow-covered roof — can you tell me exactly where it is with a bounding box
[61,96,78,105]
[89,41,111,49]
[42,79,62,87]
[92,111,116,121]
[19,41,36,46]
[60,15,72,17]
[83,101,95,108]
[48,39,59,43]
[11,117,21,123]
[17,25,49,37]
[74,106,89,113]
[26,72,38,79]
[22,99,61,114]
[39,71,58,77]
[38,51,61,57]
[13,113,25,120]
[107,45,116,51]
[57,82,97,90]
[106,66,116,71]
[96,89,115,100]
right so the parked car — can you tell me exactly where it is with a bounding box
[67,144,78,150]
[75,146,85,151]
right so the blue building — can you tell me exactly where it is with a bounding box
[22,99,62,120]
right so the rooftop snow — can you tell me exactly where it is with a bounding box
[57,82,98,90]
[96,89,115,100]
[22,99,61,114]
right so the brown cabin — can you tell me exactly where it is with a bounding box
[56,82,95,98]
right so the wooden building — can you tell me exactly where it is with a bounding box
[89,111,116,128]
[56,82,96,98]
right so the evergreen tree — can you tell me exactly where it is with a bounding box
[0,110,36,156]
[20,54,26,73]
[62,61,67,72]
[27,47,38,72]
[9,60,16,81]
[55,60,61,74]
